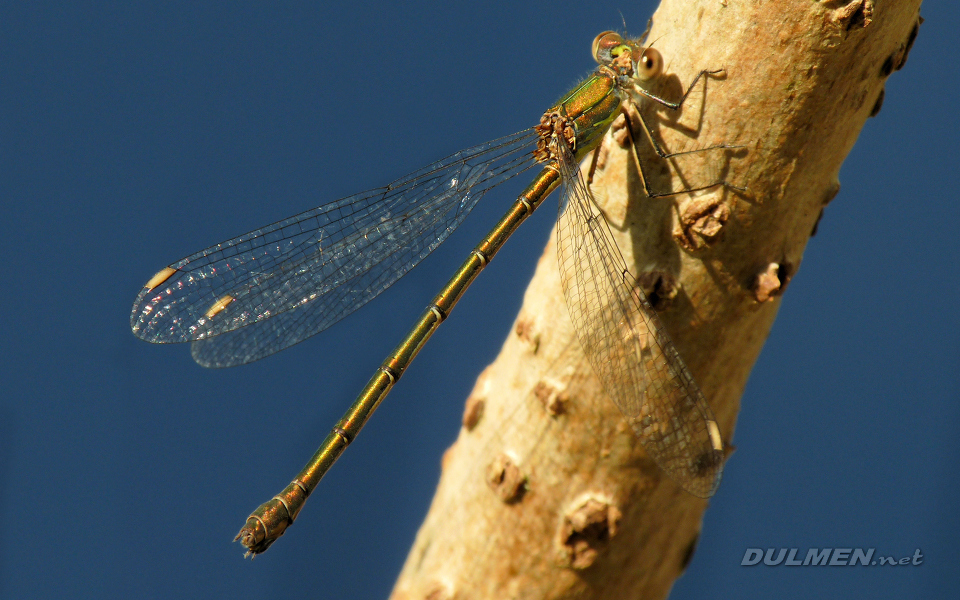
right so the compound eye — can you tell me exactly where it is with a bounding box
[637,47,663,80]
[592,31,624,63]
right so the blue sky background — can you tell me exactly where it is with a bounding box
[1,1,957,598]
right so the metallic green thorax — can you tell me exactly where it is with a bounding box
[236,66,624,556]
[535,71,622,164]
[561,73,622,159]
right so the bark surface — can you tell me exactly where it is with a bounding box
[391,1,923,598]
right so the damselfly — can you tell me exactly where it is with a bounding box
[130,28,737,556]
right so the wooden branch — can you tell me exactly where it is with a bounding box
[390,1,923,598]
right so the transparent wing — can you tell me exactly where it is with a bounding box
[554,143,723,497]
[131,129,539,367]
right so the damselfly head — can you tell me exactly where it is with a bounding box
[593,31,664,84]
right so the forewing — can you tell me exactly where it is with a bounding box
[131,129,539,367]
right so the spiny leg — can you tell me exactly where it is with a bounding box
[620,103,743,199]
[633,67,726,112]
[586,145,602,186]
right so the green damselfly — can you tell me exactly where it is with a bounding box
[130,28,736,555]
